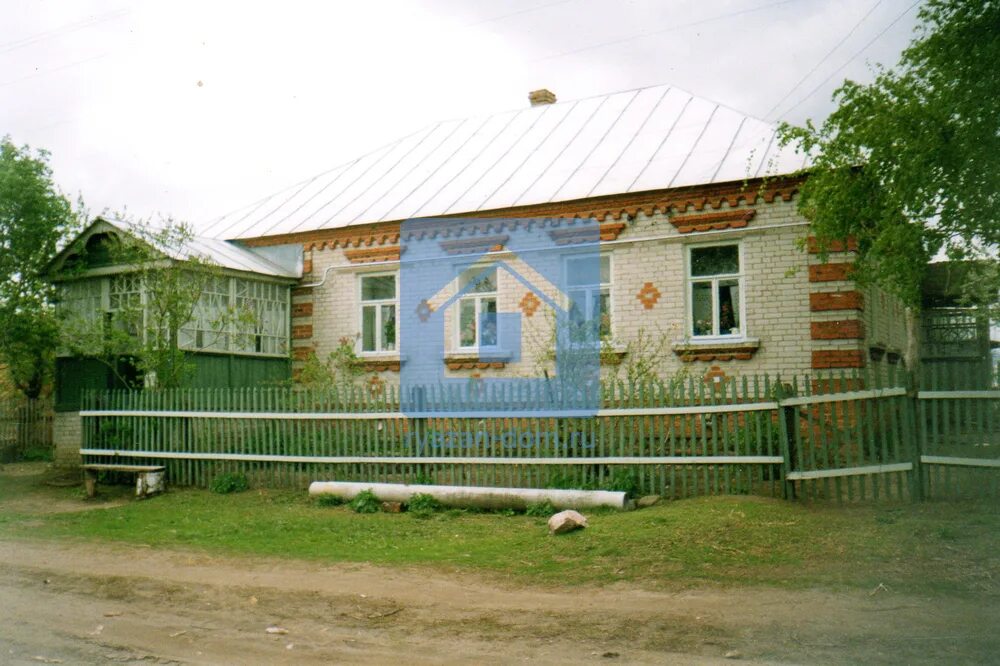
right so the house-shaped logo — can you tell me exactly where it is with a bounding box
[399,217,603,415]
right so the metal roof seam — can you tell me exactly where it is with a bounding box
[255,162,355,237]
[627,93,693,192]
[407,110,522,220]
[587,86,670,199]
[551,89,640,203]
[515,96,611,207]
[317,124,442,230]
[350,119,468,225]
[752,132,777,179]
[667,104,719,189]
[709,116,748,184]
[442,103,556,215]
[474,104,570,211]
[380,116,488,222]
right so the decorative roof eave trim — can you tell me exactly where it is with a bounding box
[669,209,756,234]
[344,246,404,264]
[234,175,805,250]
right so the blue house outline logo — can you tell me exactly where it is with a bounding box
[398,217,603,416]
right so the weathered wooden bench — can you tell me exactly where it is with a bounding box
[82,464,166,499]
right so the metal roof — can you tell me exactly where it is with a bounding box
[48,218,302,279]
[204,83,810,241]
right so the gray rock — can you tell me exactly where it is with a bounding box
[547,510,588,535]
[636,495,661,508]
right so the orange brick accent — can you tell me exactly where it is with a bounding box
[809,291,863,311]
[291,324,313,340]
[292,302,313,317]
[292,286,314,297]
[703,365,730,384]
[356,358,401,372]
[292,346,315,361]
[344,246,403,264]
[678,351,755,363]
[519,292,541,317]
[808,263,854,282]
[302,257,313,274]
[636,282,661,310]
[669,209,755,234]
[439,235,508,255]
[810,319,863,340]
[445,360,507,371]
[807,236,858,254]
[812,350,865,369]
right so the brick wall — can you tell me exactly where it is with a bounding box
[53,411,81,469]
[296,193,820,383]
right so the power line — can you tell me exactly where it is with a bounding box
[763,0,884,120]
[772,0,922,119]
[534,0,804,62]
[0,9,128,56]
[463,0,577,27]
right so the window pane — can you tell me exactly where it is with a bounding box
[567,256,608,287]
[692,281,713,336]
[361,275,396,301]
[459,299,476,347]
[691,245,739,277]
[480,298,497,346]
[597,289,611,337]
[381,304,396,351]
[460,266,496,293]
[362,305,376,351]
[719,280,740,334]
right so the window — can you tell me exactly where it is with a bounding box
[566,254,612,342]
[360,273,397,353]
[688,244,743,338]
[457,265,498,350]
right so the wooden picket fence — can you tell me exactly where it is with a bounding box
[918,361,1000,499]
[74,362,1000,503]
[0,396,54,462]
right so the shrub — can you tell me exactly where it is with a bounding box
[315,494,344,507]
[525,500,557,517]
[603,468,639,498]
[350,489,380,514]
[408,492,441,518]
[210,472,249,494]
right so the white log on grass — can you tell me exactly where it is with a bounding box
[308,481,629,510]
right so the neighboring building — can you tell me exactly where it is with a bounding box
[201,84,913,385]
[45,218,302,411]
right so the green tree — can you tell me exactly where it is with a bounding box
[779,0,999,306]
[0,138,80,398]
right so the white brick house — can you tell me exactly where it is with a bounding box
[202,84,913,385]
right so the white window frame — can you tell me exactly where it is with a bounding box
[564,253,613,341]
[686,241,746,340]
[358,271,398,355]
[454,264,499,352]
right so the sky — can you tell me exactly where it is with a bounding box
[1,0,924,234]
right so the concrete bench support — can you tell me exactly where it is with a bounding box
[83,464,166,499]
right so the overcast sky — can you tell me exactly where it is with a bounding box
[1,0,922,234]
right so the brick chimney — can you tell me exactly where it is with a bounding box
[528,89,557,106]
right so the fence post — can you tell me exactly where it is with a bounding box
[908,370,924,501]
[777,381,797,500]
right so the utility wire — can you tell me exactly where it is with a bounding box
[0,9,128,55]
[534,0,804,62]
[463,0,577,27]
[763,0,884,120]
[772,0,922,119]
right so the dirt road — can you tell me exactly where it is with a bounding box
[1,537,995,665]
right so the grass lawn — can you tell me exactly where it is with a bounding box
[1,473,997,595]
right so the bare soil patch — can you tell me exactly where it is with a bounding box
[1,463,997,664]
